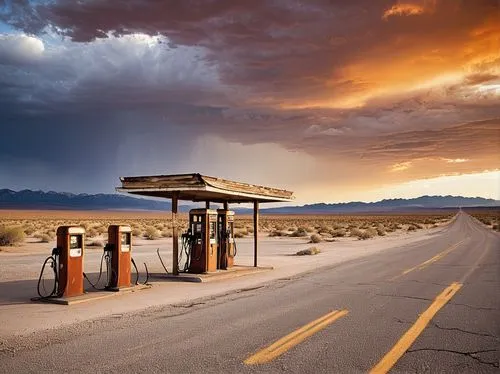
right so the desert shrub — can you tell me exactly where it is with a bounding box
[0,226,25,246]
[144,226,160,240]
[349,228,363,238]
[234,231,246,238]
[86,228,98,238]
[35,233,52,243]
[350,227,376,240]
[331,228,346,237]
[296,247,321,256]
[317,225,331,233]
[95,225,107,235]
[290,227,308,237]
[364,228,377,239]
[234,222,246,229]
[269,230,286,237]
[161,229,173,238]
[132,228,142,237]
[23,226,36,236]
[310,234,322,243]
[376,224,386,236]
[407,225,417,231]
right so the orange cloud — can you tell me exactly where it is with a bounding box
[390,162,413,172]
[382,3,427,20]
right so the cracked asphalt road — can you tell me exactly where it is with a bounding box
[0,211,498,373]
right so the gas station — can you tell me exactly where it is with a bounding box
[117,173,294,275]
[34,173,294,304]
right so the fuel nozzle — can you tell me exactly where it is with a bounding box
[51,246,61,256]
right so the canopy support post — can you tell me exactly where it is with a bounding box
[253,200,259,267]
[172,192,179,275]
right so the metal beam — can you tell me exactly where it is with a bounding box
[172,192,179,275]
[253,200,259,267]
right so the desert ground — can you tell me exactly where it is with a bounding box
[0,209,498,372]
[0,209,465,253]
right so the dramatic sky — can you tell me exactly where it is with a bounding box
[0,0,499,203]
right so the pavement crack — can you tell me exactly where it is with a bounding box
[237,285,265,293]
[429,321,499,339]
[171,302,206,308]
[447,302,499,311]
[406,348,499,368]
[376,293,432,302]
[393,317,412,325]
[404,279,450,287]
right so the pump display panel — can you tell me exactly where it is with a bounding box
[121,232,131,252]
[69,234,82,257]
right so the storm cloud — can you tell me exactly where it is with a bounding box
[0,0,499,201]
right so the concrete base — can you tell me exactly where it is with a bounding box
[152,265,274,283]
[31,284,152,305]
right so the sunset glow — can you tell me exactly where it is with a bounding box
[0,1,498,203]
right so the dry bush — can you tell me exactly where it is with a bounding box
[86,228,98,238]
[310,234,322,243]
[296,247,321,256]
[350,227,376,240]
[290,227,309,237]
[234,231,246,238]
[35,233,52,243]
[407,225,417,231]
[161,229,173,238]
[95,225,107,235]
[331,228,346,237]
[0,226,25,246]
[268,230,286,237]
[144,226,160,240]
[349,227,363,238]
[23,226,36,236]
[376,224,386,236]
[132,228,143,237]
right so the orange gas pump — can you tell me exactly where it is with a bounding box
[57,226,85,298]
[106,225,132,289]
[184,209,218,273]
[217,209,236,269]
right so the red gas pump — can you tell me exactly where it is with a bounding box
[217,209,236,269]
[56,226,85,298]
[184,209,218,273]
[106,225,132,289]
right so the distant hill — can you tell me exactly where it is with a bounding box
[260,195,500,214]
[0,189,498,213]
[0,189,176,211]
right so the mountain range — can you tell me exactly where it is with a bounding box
[0,189,498,213]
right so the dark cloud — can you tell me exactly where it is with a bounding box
[0,0,499,198]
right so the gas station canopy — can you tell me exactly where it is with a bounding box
[116,173,294,203]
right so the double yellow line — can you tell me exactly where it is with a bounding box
[391,239,466,281]
[244,309,348,365]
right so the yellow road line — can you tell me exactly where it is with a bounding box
[244,309,348,365]
[370,282,462,374]
[391,239,466,281]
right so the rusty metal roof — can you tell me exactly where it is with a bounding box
[116,173,294,203]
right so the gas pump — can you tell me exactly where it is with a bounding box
[182,209,218,273]
[36,226,86,299]
[106,225,132,289]
[217,209,236,269]
[57,226,85,297]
